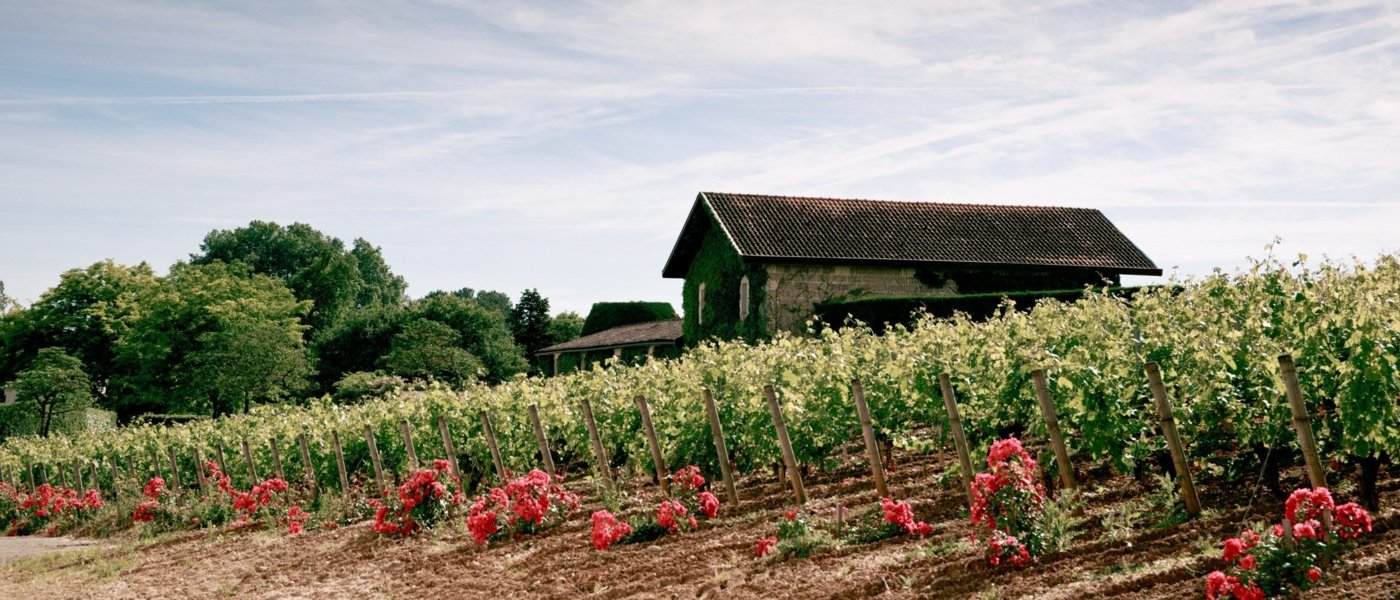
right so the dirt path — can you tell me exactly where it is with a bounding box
[0,536,104,563]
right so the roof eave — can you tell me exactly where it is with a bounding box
[740,254,1162,276]
[536,338,682,356]
[660,193,710,279]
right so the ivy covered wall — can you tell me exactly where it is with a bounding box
[680,215,767,343]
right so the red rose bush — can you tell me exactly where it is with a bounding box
[467,468,579,545]
[2,481,104,536]
[589,465,720,551]
[372,459,463,536]
[1205,487,1372,599]
[970,438,1047,568]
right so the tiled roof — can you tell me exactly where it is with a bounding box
[662,192,1161,277]
[537,320,683,354]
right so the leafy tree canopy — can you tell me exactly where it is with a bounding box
[379,319,481,385]
[6,347,93,437]
[313,292,527,390]
[547,311,584,346]
[191,221,405,334]
[509,289,553,361]
[0,281,16,314]
[112,261,312,419]
[439,288,513,319]
[410,293,526,384]
[0,260,157,404]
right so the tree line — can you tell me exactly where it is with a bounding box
[0,221,582,436]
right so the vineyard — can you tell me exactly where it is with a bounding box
[2,251,1400,598]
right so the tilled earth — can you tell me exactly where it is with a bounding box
[2,448,1397,599]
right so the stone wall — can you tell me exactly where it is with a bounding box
[762,264,957,332]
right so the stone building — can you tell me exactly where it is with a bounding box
[662,192,1162,340]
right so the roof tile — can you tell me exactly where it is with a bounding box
[537,320,683,354]
[685,192,1160,275]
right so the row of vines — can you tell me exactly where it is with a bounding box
[2,251,1398,511]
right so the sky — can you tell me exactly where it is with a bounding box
[1,0,1398,315]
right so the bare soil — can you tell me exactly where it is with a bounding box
[2,448,1397,599]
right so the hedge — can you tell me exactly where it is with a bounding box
[815,287,1149,333]
[581,302,678,336]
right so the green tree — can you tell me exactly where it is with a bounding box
[411,293,527,383]
[443,288,513,319]
[311,304,409,390]
[191,221,406,334]
[548,311,584,345]
[0,261,157,405]
[0,281,16,314]
[190,314,314,416]
[509,289,553,361]
[113,261,311,420]
[351,238,407,307]
[380,319,481,384]
[7,347,93,437]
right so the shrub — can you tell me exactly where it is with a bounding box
[970,438,1047,568]
[581,302,677,336]
[590,509,633,550]
[756,500,929,560]
[592,465,721,550]
[371,460,463,536]
[814,287,1146,333]
[1205,487,1372,598]
[466,469,580,545]
[201,461,309,534]
[131,477,175,529]
[2,481,104,535]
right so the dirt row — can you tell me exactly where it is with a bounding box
[2,448,1397,599]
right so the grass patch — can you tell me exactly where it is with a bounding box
[7,542,133,583]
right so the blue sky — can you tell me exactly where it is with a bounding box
[2,1,1398,315]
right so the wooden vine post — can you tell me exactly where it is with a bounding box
[1144,362,1202,515]
[437,416,462,483]
[764,384,807,505]
[702,388,739,505]
[166,447,182,499]
[851,379,890,499]
[269,438,286,481]
[364,425,386,495]
[241,439,259,483]
[27,462,37,490]
[72,460,85,492]
[1279,353,1327,488]
[215,444,229,477]
[938,373,977,508]
[149,446,162,481]
[192,447,210,496]
[106,456,118,498]
[480,411,508,483]
[580,397,614,491]
[331,430,350,499]
[399,419,419,470]
[635,395,671,495]
[297,433,318,498]
[527,405,556,476]
[1031,369,1077,492]
[87,462,100,494]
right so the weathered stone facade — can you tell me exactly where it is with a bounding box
[762,264,958,332]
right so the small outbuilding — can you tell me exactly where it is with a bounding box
[662,192,1162,340]
[537,319,683,375]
